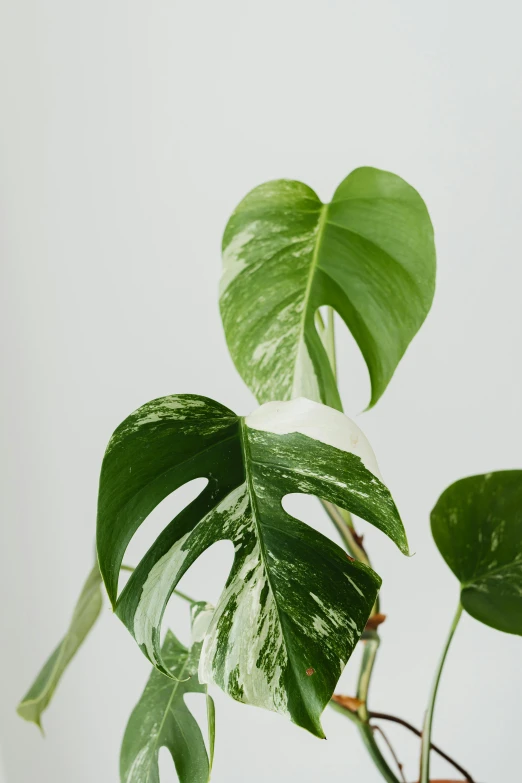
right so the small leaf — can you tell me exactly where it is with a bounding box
[17,564,103,728]
[431,471,522,634]
[120,602,215,783]
[220,167,436,410]
[97,393,407,737]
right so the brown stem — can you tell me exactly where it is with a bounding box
[372,725,407,783]
[369,712,475,783]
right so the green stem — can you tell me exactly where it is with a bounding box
[170,587,198,605]
[357,635,380,719]
[419,601,463,783]
[355,635,394,778]
[370,712,475,782]
[321,500,380,616]
[321,500,367,563]
[325,306,337,379]
[357,723,403,783]
[120,564,197,605]
[330,701,402,783]
[323,306,392,779]
[372,725,407,783]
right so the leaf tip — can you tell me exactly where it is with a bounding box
[396,530,411,557]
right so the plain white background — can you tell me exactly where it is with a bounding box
[1,1,521,781]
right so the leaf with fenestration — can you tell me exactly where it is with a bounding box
[97,393,407,737]
[431,471,522,634]
[17,564,103,728]
[220,167,436,410]
[121,602,215,783]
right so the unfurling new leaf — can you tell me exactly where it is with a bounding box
[121,602,215,783]
[220,167,436,410]
[17,564,103,728]
[431,470,522,634]
[97,394,407,737]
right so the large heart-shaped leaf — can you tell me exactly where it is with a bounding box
[220,166,436,410]
[17,564,103,729]
[120,602,215,783]
[431,471,522,634]
[97,394,407,737]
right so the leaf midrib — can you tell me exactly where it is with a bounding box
[462,558,522,588]
[238,419,281,620]
[142,649,195,783]
[19,576,101,713]
[238,419,316,725]
[289,202,327,393]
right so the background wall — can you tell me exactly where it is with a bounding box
[1,2,521,781]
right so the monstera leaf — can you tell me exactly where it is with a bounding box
[431,471,522,634]
[17,564,103,728]
[220,166,436,410]
[121,602,215,783]
[97,394,408,737]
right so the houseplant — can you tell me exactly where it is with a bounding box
[18,166,522,783]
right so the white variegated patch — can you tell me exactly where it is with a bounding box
[245,397,382,479]
[191,603,215,644]
[198,538,289,716]
[219,222,259,295]
[133,532,192,664]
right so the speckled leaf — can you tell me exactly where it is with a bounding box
[17,565,103,729]
[220,166,436,410]
[120,602,215,783]
[431,471,522,634]
[97,394,407,737]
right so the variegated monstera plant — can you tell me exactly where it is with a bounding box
[18,168,522,783]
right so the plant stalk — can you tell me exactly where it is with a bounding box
[372,726,407,783]
[419,602,463,783]
[356,635,403,780]
[323,307,394,779]
[321,500,369,564]
[325,306,337,378]
[330,701,402,783]
[357,635,380,718]
[370,712,475,782]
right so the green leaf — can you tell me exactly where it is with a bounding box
[120,602,215,783]
[431,471,522,635]
[17,564,103,729]
[97,394,407,737]
[220,167,436,410]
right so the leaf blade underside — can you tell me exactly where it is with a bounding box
[97,394,407,736]
[17,564,103,728]
[219,167,436,410]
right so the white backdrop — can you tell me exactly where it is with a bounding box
[1,2,521,781]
